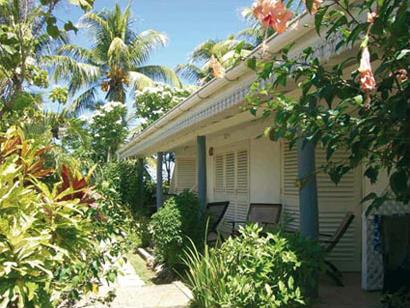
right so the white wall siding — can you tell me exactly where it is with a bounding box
[174,156,197,193]
[250,137,281,204]
[282,143,363,271]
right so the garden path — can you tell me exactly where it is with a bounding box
[79,261,192,308]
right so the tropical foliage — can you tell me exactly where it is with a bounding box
[183,224,323,307]
[87,101,128,162]
[246,0,410,211]
[47,4,181,111]
[150,190,205,269]
[135,83,195,128]
[0,127,133,307]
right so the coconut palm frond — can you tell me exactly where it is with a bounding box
[129,30,168,66]
[135,65,181,88]
[69,85,99,113]
[128,71,155,90]
[175,64,207,83]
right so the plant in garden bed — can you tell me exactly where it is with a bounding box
[183,224,324,307]
[0,127,133,307]
[150,190,205,271]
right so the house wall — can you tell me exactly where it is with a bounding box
[172,117,364,272]
[206,119,281,205]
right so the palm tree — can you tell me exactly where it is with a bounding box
[176,36,253,84]
[45,4,181,111]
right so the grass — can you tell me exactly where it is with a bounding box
[126,252,156,285]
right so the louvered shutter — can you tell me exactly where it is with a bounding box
[215,154,224,192]
[236,150,249,221]
[214,147,250,233]
[282,142,362,271]
[225,152,235,193]
[175,157,197,193]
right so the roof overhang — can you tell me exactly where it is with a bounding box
[118,12,350,159]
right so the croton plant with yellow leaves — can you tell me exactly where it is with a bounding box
[0,127,133,307]
[246,0,410,211]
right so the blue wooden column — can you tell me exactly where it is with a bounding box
[156,152,163,209]
[297,139,319,240]
[297,139,319,297]
[197,136,207,212]
[137,157,144,208]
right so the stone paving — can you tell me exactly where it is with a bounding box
[79,262,192,308]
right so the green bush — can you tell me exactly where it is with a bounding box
[99,159,156,216]
[0,127,133,307]
[150,190,205,269]
[183,224,324,307]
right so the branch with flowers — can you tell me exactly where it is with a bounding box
[246,0,410,211]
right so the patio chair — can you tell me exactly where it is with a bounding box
[320,212,355,287]
[229,203,282,234]
[206,201,229,244]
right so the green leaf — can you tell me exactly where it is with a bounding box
[390,171,407,196]
[364,167,378,184]
[46,24,60,38]
[64,21,78,34]
[247,57,257,71]
[353,95,363,105]
[315,6,328,35]
[396,49,410,60]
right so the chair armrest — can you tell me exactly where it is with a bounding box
[226,220,248,226]
[226,220,247,234]
[259,221,278,226]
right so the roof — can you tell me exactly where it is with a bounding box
[118,13,320,158]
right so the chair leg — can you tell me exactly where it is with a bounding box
[325,260,344,287]
[325,260,343,278]
[326,269,344,287]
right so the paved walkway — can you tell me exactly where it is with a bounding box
[78,262,192,308]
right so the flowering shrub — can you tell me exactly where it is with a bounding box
[135,83,194,128]
[247,0,410,209]
[0,127,133,307]
[88,101,127,162]
[183,225,323,307]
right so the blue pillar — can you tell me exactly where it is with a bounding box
[297,139,319,240]
[156,152,163,209]
[137,157,144,209]
[197,136,207,212]
[297,139,319,298]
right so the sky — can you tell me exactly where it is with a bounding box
[55,0,252,70]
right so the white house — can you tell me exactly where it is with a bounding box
[118,13,410,291]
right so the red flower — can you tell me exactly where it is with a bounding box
[252,0,293,33]
[358,47,376,92]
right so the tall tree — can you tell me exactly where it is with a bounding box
[46,4,181,111]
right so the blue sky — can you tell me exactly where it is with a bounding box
[55,0,252,70]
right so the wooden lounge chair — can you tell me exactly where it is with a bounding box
[229,203,282,234]
[206,201,229,244]
[319,212,355,287]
